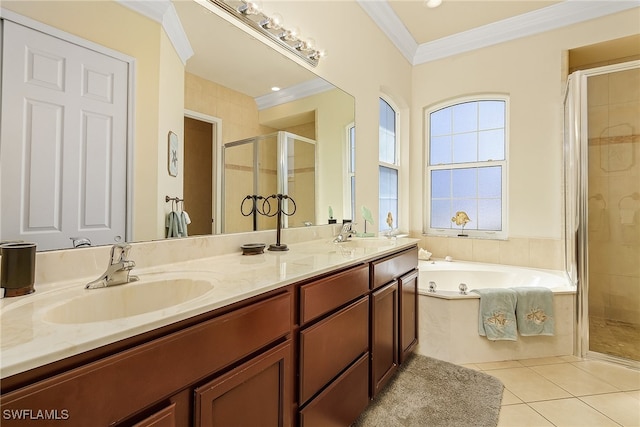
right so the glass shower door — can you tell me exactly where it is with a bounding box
[566,61,640,364]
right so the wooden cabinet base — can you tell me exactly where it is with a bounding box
[194,341,292,427]
[299,353,369,427]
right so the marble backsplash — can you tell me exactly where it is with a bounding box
[2,224,342,290]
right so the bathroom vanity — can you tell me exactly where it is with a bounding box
[0,238,418,426]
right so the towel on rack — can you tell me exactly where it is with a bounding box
[166,211,187,238]
[180,211,189,237]
[511,287,555,336]
[471,288,518,341]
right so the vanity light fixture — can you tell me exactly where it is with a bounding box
[425,0,443,8]
[210,0,325,66]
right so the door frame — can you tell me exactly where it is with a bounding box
[1,9,137,242]
[184,109,222,234]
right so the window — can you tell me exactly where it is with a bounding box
[345,123,356,220]
[379,98,398,232]
[425,97,508,238]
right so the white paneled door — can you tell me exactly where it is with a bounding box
[1,20,129,251]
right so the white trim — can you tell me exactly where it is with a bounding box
[255,78,335,110]
[117,0,193,65]
[184,109,223,234]
[358,0,640,66]
[356,0,417,64]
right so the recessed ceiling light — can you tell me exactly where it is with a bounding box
[425,0,442,8]
[271,86,281,92]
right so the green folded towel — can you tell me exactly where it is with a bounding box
[511,287,555,336]
[471,288,518,341]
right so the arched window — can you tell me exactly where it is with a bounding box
[424,96,509,239]
[379,97,399,232]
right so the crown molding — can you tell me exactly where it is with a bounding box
[256,78,335,110]
[118,0,193,65]
[358,0,640,66]
[356,0,418,64]
[414,0,640,64]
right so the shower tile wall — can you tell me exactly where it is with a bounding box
[587,68,640,360]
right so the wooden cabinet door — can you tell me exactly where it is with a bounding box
[399,269,419,364]
[194,341,292,427]
[132,403,177,427]
[370,280,398,398]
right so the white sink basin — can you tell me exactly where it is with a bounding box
[43,274,214,324]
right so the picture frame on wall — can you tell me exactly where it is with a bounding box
[168,131,179,177]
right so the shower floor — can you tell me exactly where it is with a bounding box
[589,316,640,361]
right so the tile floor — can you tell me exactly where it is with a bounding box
[463,356,640,427]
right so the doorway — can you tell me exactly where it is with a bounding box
[183,112,220,235]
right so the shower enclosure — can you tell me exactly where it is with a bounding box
[564,60,640,366]
[221,131,316,234]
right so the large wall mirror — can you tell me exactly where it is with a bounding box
[0,0,355,251]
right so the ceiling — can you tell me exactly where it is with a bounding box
[359,0,639,64]
[170,0,638,98]
[388,0,562,45]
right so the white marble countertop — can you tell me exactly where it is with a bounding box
[0,237,418,379]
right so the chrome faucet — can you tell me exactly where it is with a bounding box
[86,243,139,289]
[333,222,355,243]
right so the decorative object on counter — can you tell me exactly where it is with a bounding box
[165,196,190,238]
[451,211,471,237]
[328,206,336,224]
[357,205,375,237]
[168,131,179,177]
[386,211,394,229]
[241,243,266,255]
[207,0,326,66]
[418,248,432,260]
[1,242,37,297]
[262,194,297,251]
[241,194,267,231]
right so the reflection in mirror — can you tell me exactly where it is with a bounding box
[0,0,355,251]
[222,131,315,233]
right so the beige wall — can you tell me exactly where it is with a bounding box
[6,1,639,268]
[260,89,355,224]
[408,9,639,268]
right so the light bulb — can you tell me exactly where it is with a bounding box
[260,13,283,30]
[424,0,442,8]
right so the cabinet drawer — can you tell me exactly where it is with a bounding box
[0,292,292,427]
[299,353,369,427]
[300,264,369,325]
[370,246,418,290]
[299,296,369,404]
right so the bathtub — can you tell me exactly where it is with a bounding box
[415,260,576,364]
